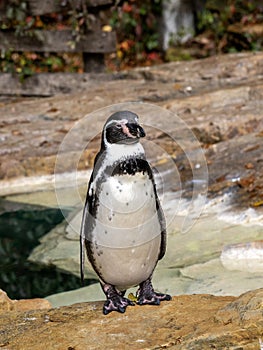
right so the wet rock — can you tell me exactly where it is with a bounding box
[27,221,96,280]
[46,284,105,307]
[180,258,263,296]
[220,241,263,273]
[27,194,263,306]
[0,289,262,350]
[45,267,189,308]
[0,289,51,313]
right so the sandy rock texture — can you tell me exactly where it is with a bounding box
[0,289,51,313]
[0,289,262,350]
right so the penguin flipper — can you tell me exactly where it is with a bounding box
[80,204,87,286]
[79,179,94,286]
[157,202,167,261]
[148,163,167,261]
[80,221,86,286]
[80,151,104,286]
[80,186,95,286]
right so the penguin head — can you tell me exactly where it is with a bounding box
[102,111,145,147]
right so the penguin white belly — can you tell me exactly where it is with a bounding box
[90,173,161,290]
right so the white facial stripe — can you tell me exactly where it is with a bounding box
[103,118,129,147]
[104,118,128,128]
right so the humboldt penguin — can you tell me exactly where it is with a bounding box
[80,110,171,314]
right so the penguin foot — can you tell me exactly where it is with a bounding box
[137,278,171,306]
[102,284,134,315]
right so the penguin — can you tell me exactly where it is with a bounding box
[80,110,171,315]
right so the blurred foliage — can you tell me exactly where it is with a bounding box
[0,50,83,78]
[0,207,83,299]
[0,0,85,78]
[108,0,163,69]
[1,1,35,33]
[0,0,262,75]
[195,0,263,55]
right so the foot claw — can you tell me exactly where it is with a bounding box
[103,292,134,315]
[136,279,171,306]
[137,292,171,305]
[137,296,160,305]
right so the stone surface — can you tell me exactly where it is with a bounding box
[220,241,263,273]
[180,258,263,296]
[1,289,263,350]
[45,255,263,308]
[0,289,51,313]
[27,193,263,306]
[0,52,263,208]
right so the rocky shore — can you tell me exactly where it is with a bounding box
[0,288,263,349]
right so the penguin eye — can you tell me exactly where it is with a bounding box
[115,124,122,129]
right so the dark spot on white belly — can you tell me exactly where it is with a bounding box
[97,250,103,256]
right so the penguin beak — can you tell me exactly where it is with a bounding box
[126,123,146,139]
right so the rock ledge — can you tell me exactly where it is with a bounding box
[0,289,262,350]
